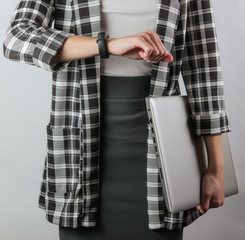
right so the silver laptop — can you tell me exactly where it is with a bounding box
[145,95,239,213]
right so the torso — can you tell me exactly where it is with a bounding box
[100,0,159,76]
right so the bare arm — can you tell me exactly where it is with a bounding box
[50,35,99,64]
[197,134,225,214]
[50,30,174,65]
[204,134,224,172]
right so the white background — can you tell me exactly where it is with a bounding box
[0,0,244,239]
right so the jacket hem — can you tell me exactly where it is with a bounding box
[45,214,97,228]
[148,208,203,230]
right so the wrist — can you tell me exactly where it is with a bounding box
[207,150,225,174]
[96,32,110,58]
[93,37,100,56]
[207,157,224,175]
[106,37,117,55]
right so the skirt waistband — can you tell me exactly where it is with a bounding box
[100,75,151,99]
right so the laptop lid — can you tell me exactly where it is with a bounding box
[145,95,239,213]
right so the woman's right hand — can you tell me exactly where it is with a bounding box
[107,30,173,63]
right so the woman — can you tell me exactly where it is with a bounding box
[3,0,231,239]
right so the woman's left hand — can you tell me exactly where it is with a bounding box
[197,169,225,214]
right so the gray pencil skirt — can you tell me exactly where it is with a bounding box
[59,75,183,240]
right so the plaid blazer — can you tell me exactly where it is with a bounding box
[3,0,231,230]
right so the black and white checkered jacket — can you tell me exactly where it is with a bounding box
[3,0,231,230]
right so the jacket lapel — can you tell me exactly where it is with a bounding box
[150,0,180,96]
[71,0,101,36]
[156,0,180,52]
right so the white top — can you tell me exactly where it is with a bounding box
[100,0,159,76]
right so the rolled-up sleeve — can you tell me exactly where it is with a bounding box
[3,0,75,73]
[181,0,231,136]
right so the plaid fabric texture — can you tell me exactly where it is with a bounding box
[46,125,81,193]
[3,0,231,230]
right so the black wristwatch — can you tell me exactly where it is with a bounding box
[96,32,110,58]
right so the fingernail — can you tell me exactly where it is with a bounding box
[164,54,173,62]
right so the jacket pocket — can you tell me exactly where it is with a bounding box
[46,125,81,194]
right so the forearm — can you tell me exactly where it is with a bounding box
[50,31,173,64]
[50,35,101,64]
[203,134,224,174]
[197,134,225,214]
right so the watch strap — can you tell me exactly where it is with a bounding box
[96,32,110,58]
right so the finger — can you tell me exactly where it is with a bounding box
[196,205,204,214]
[140,31,163,59]
[162,54,173,62]
[200,190,212,214]
[160,42,170,59]
[140,30,168,61]
[136,30,173,63]
[135,37,154,59]
[155,34,171,61]
[145,31,173,63]
[146,30,172,62]
[151,31,169,60]
[209,199,220,208]
[147,53,173,63]
[144,30,165,61]
[209,196,225,209]
[149,53,169,63]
